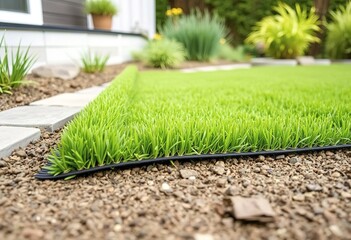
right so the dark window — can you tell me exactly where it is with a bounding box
[0,0,29,13]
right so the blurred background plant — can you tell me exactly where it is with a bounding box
[0,36,35,95]
[161,0,347,58]
[165,7,183,25]
[216,43,248,62]
[134,38,185,69]
[246,3,320,59]
[325,1,351,59]
[204,0,346,45]
[161,10,226,61]
[155,0,169,31]
[81,51,109,73]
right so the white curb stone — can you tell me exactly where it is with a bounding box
[101,82,111,87]
[0,106,81,132]
[30,93,98,108]
[0,126,40,159]
[181,63,251,73]
[251,58,298,66]
[76,86,106,95]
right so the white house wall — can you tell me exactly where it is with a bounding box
[0,29,147,67]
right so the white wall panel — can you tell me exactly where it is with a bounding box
[87,35,119,47]
[0,30,45,47]
[44,32,88,47]
[2,29,146,66]
[112,0,155,38]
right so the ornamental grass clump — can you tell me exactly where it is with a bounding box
[161,10,226,61]
[217,43,247,62]
[46,65,351,177]
[81,51,109,73]
[139,39,185,69]
[0,36,35,94]
[246,3,320,59]
[325,1,351,59]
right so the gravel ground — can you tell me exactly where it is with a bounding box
[1,62,350,239]
[0,129,350,240]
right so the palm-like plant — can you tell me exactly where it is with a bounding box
[246,3,321,59]
[325,1,351,59]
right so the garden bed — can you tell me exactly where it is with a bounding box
[0,63,129,112]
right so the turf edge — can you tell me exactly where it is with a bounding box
[36,144,351,180]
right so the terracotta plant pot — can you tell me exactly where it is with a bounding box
[92,14,113,30]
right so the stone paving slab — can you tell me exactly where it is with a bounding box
[30,93,97,108]
[0,126,40,159]
[314,59,331,65]
[181,64,251,73]
[101,82,112,88]
[0,106,81,132]
[251,58,298,66]
[76,86,106,95]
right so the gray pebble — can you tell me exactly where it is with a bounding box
[212,166,225,175]
[180,169,198,179]
[289,157,299,164]
[306,184,322,192]
[0,160,6,168]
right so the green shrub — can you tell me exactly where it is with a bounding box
[217,43,247,62]
[205,0,347,45]
[161,10,226,61]
[0,36,35,94]
[84,0,117,15]
[81,51,109,73]
[140,39,185,69]
[326,1,351,59]
[246,3,320,59]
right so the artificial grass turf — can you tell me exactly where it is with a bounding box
[46,65,351,176]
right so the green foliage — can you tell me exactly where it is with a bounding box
[139,39,185,69]
[205,0,347,44]
[217,43,247,62]
[81,51,109,73]
[84,0,117,15]
[246,3,320,59]
[0,36,35,94]
[46,65,351,176]
[161,10,226,61]
[326,1,351,59]
[155,0,169,31]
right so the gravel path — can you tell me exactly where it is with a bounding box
[0,129,350,240]
[1,63,350,239]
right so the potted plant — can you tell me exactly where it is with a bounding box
[85,0,118,30]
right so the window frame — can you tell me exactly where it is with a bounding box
[0,0,43,25]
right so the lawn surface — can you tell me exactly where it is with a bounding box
[47,65,351,175]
